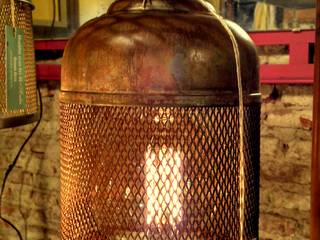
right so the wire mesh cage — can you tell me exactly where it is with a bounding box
[60,104,260,239]
[0,0,38,128]
[60,0,261,239]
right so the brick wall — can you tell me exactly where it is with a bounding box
[0,82,60,240]
[260,85,312,240]
[0,83,313,239]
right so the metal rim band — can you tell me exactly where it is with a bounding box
[60,91,261,107]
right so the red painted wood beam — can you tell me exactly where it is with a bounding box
[36,64,61,81]
[260,64,314,82]
[250,30,315,46]
[34,39,67,50]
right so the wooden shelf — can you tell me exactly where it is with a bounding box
[35,39,67,81]
[250,30,315,84]
[35,30,316,84]
[34,39,67,51]
[36,64,61,81]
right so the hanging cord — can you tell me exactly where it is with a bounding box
[10,0,16,28]
[0,85,43,240]
[49,0,56,34]
[141,0,152,9]
[201,2,245,239]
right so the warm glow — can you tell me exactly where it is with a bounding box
[145,144,183,227]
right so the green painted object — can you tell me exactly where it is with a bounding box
[5,25,26,111]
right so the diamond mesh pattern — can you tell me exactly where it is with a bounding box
[60,103,260,240]
[0,0,37,116]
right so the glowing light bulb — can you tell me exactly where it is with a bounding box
[144,144,183,228]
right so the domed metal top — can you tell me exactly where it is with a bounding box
[61,0,260,106]
[107,0,213,14]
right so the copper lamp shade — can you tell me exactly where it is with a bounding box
[0,0,38,128]
[60,0,260,239]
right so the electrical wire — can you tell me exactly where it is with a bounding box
[49,0,56,35]
[0,85,43,240]
[217,17,245,240]
[200,1,246,239]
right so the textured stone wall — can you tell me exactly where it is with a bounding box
[0,82,60,240]
[260,85,312,240]
[0,83,313,239]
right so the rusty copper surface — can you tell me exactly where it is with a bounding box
[61,0,259,106]
[60,0,261,239]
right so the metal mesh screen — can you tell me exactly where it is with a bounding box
[0,0,37,117]
[60,103,260,240]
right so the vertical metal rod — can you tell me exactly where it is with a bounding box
[225,0,235,21]
[311,1,320,239]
